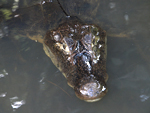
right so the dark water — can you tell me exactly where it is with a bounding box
[0,0,150,113]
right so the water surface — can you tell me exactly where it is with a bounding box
[0,0,150,113]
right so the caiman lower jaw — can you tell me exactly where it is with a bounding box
[85,98,101,102]
[74,81,108,102]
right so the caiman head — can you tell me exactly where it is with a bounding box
[43,17,108,102]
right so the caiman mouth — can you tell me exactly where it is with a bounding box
[74,79,108,102]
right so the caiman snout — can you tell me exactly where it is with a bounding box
[74,77,108,102]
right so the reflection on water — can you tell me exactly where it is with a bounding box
[0,0,150,113]
[10,96,26,111]
[0,92,7,97]
[0,69,8,78]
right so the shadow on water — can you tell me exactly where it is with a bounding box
[0,0,150,113]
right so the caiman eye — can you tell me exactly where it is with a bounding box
[83,34,92,44]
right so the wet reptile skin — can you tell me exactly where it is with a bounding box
[43,17,108,102]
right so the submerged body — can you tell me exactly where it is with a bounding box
[43,17,108,102]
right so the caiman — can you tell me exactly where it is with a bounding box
[1,0,129,102]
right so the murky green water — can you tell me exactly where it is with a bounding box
[0,0,150,113]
